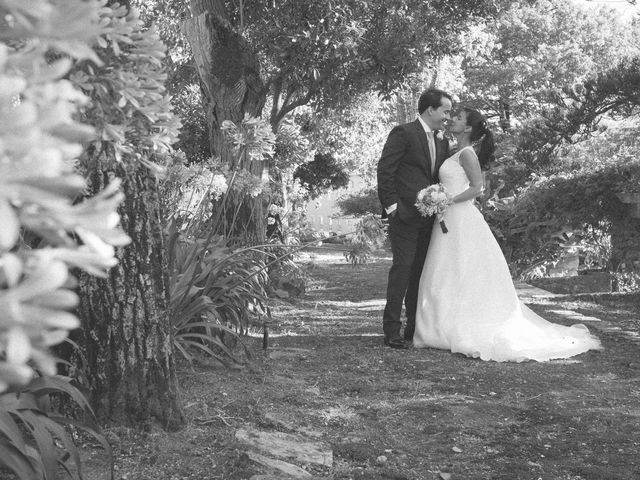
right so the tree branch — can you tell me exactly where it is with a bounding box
[272,80,318,128]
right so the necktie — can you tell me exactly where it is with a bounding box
[427,131,436,174]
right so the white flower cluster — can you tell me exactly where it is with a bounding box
[232,170,267,198]
[210,174,228,201]
[415,184,452,218]
[0,1,130,392]
[268,204,283,216]
[221,114,276,162]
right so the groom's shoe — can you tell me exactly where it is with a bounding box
[384,336,411,350]
[403,328,414,343]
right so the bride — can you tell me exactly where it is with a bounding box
[412,108,603,362]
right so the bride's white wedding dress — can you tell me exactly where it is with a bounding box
[413,146,602,362]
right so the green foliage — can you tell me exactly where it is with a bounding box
[159,155,229,229]
[166,220,269,366]
[163,116,277,365]
[298,93,395,184]
[242,0,513,117]
[485,123,640,278]
[344,215,387,265]
[0,376,112,480]
[171,85,210,164]
[541,57,640,155]
[264,241,308,299]
[293,152,350,199]
[274,117,312,173]
[462,0,640,128]
[222,115,276,169]
[133,0,209,163]
[271,116,313,208]
[70,2,181,169]
[613,268,640,293]
[337,188,381,217]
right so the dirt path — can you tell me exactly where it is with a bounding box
[93,249,640,480]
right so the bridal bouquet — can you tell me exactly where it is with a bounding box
[415,184,453,233]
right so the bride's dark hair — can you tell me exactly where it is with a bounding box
[464,108,496,170]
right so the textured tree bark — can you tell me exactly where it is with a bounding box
[76,160,184,430]
[184,0,267,243]
[609,215,640,291]
[499,99,512,132]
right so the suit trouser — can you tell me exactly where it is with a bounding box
[382,214,433,339]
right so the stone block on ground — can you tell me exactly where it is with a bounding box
[236,428,333,467]
[246,451,312,478]
[263,412,323,437]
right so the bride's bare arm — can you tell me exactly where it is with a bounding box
[452,148,484,203]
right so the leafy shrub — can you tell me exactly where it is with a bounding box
[264,241,308,299]
[166,222,269,365]
[293,152,350,199]
[0,376,111,480]
[337,187,380,216]
[344,215,387,265]
[171,85,210,164]
[485,123,640,279]
[164,116,276,365]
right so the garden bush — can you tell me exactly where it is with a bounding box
[337,187,380,217]
[485,122,640,284]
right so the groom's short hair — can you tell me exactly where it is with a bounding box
[418,88,453,115]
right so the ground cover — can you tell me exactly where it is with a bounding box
[85,248,640,480]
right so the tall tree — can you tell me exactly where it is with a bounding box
[72,3,184,428]
[183,0,267,243]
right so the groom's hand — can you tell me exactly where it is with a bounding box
[385,203,397,219]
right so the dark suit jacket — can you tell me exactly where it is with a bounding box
[377,119,451,225]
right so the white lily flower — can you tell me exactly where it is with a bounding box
[36,246,117,275]
[0,253,23,288]
[0,362,33,391]
[29,289,79,310]
[21,305,80,330]
[0,197,19,250]
[28,349,57,376]
[75,227,116,260]
[10,259,68,301]
[5,327,31,365]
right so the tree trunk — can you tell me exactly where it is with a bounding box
[609,215,640,291]
[183,0,267,244]
[499,99,512,132]
[76,159,184,430]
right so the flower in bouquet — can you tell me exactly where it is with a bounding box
[415,184,453,233]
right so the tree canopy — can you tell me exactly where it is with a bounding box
[241,0,522,127]
[461,0,640,130]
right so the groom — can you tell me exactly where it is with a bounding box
[377,88,452,349]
